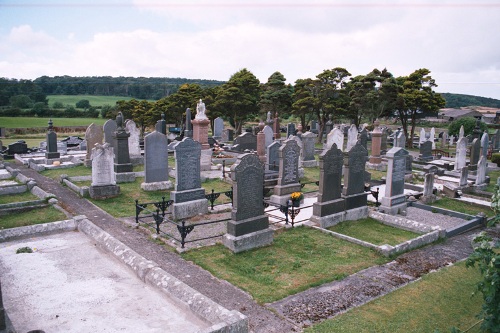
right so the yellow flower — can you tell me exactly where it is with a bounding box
[291,192,303,201]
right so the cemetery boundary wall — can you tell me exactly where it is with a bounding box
[0,216,248,333]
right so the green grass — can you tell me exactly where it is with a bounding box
[41,165,92,179]
[485,169,500,192]
[306,261,482,333]
[328,218,420,246]
[0,116,107,128]
[48,95,149,107]
[182,226,388,303]
[431,196,493,218]
[0,191,39,205]
[0,206,68,229]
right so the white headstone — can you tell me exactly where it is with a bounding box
[459,125,465,140]
[429,127,436,149]
[263,125,274,148]
[419,128,426,146]
[454,137,467,171]
[91,143,116,186]
[346,124,358,151]
[126,119,141,157]
[327,127,344,151]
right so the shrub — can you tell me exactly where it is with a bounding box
[75,99,91,109]
[448,117,487,138]
[492,153,500,166]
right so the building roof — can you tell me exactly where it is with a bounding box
[439,108,483,118]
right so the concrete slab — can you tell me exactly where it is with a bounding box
[0,232,210,333]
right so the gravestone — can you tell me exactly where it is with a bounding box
[89,143,120,199]
[5,141,28,159]
[395,131,406,148]
[324,116,333,138]
[494,129,500,150]
[346,124,358,151]
[310,143,345,228]
[221,128,234,142]
[256,130,266,163]
[192,100,210,150]
[469,138,481,171]
[270,139,302,205]
[286,123,296,138]
[419,128,426,146]
[141,131,172,191]
[310,120,318,134]
[459,166,469,187]
[184,108,192,138]
[342,142,369,220]
[113,112,135,183]
[170,137,208,219]
[125,119,141,157]
[454,137,467,171]
[379,147,408,215]
[79,139,87,151]
[85,123,103,167]
[359,128,368,150]
[223,153,273,253]
[57,141,68,155]
[441,132,448,148]
[155,113,167,135]
[419,140,433,161]
[369,126,382,165]
[263,125,274,148]
[481,132,489,160]
[459,125,465,140]
[45,119,60,160]
[103,119,117,146]
[213,117,224,140]
[273,112,281,140]
[421,173,436,204]
[430,127,436,149]
[266,141,281,171]
[326,127,343,151]
[232,132,257,152]
[301,131,318,167]
[475,156,488,189]
[380,128,388,154]
[449,135,455,146]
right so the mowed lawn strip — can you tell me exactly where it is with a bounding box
[328,218,420,246]
[430,197,493,218]
[305,261,482,333]
[0,206,68,229]
[0,191,39,205]
[182,226,388,304]
[0,116,106,128]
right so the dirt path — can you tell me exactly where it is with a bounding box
[13,162,492,332]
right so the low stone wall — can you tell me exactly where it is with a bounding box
[368,210,440,234]
[31,185,56,200]
[61,177,89,198]
[0,218,77,242]
[0,199,48,216]
[0,183,27,196]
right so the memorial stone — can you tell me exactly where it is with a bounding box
[324,115,333,138]
[481,132,489,160]
[494,129,500,150]
[125,119,141,157]
[476,156,487,188]
[326,127,343,151]
[421,173,436,204]
[103,119,117,146]
[232,132,257,152]
[256,130,266,163]
[454,137,467,171]
[441,132,448,148]
[223,153,273,253]
[263,125,274,148]
[270,139,302,205]
[430,127,436,149]
[379,147,408,215]
[89,143,120,199]
[155,113,167,135]
[266,141,281,171]
[273,112,281,140]
[85,123,103,167]
[310,120,318,134]
[380,128,388,154]
[419,128,426,146]
[419,140,433,161]
[222,128,234,142]
[45,119,60,160]
[141,131,172,191]
[346,124,358,151]
[469,138,481,171]
[459,125,465,140]
[359,128,368,150]
[113,112,134,180]
[459,166,469,187]
[369,126,382,164]
[342,142,369,218]
[301,131,318,167]
[213,117,224,140]
[286,123,296,138]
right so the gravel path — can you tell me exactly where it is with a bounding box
[10,162,495,332]
[405,206,470,230]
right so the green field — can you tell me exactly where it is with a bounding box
[48,95,153,107]
[0,117,106,128]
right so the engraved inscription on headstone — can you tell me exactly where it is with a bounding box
[232,154,265,221]
[319,143,343,202]
[343,142,368,196]
[144,131,169,183]
[279,139,300,185]
[174,137,201,192]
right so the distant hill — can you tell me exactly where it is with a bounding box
[440,93,500,108]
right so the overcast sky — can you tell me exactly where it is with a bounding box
[1,0,500,99]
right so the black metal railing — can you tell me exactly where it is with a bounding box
[264,199,312,227]
[300,181,320,194]
[135,197,173,225]
[205,188,233,210]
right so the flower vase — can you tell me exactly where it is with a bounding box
[292,199,301,207]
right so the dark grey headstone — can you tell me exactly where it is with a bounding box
[144,131,169,183]
[213,117,224,138]
[386,147,408,198]
[301,131,317,161]
[266,141,281,171]
[470,138,481,169]
[419,140,433,161]
[155,113,167,135]
[7,141,28,155]
[318,143,343,202]
[222,128,234,142]
[113,112,133,173]
[103,119,117,146]
[231,153,265,221]
[310,120,318,134]
[232,132,257,152]
[380,128,388,153]
[278,139,301,186]
[359,128,368,150]
[286,123,296,138]
[184,108,192,138]
[494,129,500,150]
[173,137,201,192]
[342,142,368,196]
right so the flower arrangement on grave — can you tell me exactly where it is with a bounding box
[290,192,304,201]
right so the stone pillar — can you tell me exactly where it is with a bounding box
[192,118,210,150]
[256,131,266,163]
[113,112,135,183]
[273,112,281,140]
[45,119,60,160]
[369,127,382,164]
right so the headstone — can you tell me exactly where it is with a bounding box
[256,131,266,164]
[419,128,426,146]
[379,147,408,215]
[395,131,406,148]
[170,137,208,219]
[429,127,436,149]
[222,128,234,142]
[419,140,433,161]
[469,138,481,171]
[263,125,274,148]
[324,116,333,138]
[113,112,134,182]
[342,142,369,219]
[6,141,28,158]
[85,123,103,167]
[266,141,281,172]
[184,109,192,138]
[392,128,401,147]
[223,153,273,253]
[421,173,436,204]
[310,143,345,228]
[359,128,368,150]
[454,137,467,171]
[494,129,500,150]
[286,123,296,138]
[103,119,117,146]
[369,126,382,164]
[481,132,489,160]
[326,127,343,151]
[232,132,257,152]
[45,119,60,160]
[155,113,167,135]
[213,117,224,140]
[380,128,388,154]
[79,139,87,151]
[441,131,448,148]
[273,112,281,140]
[141,131,172,191]
[125,119,141,157]
[475,156,487,188]
[449,135,455,146]
[89,143,120,199]
[57,141,67,155]
[459,125,465,140]
[346,124,358,151]
[301,131,318,167]
[270,139,302,205]
[310,120,318,134]
[459,166,469,187]
[192,102,210,150]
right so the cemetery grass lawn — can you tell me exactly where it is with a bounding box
[0,191,39,205]
[431,196,494,218]
[485,169,500,192]
[182,226,388,304]
[328,218,420,246]
[41,165,92,179]
[305,261,482,333]
[0,206,68,229]
[3,136,47,148]
[48,95,152,107]
[0,116,106,128]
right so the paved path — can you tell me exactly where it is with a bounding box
[15,164,299,333]
[11,162,493,332]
